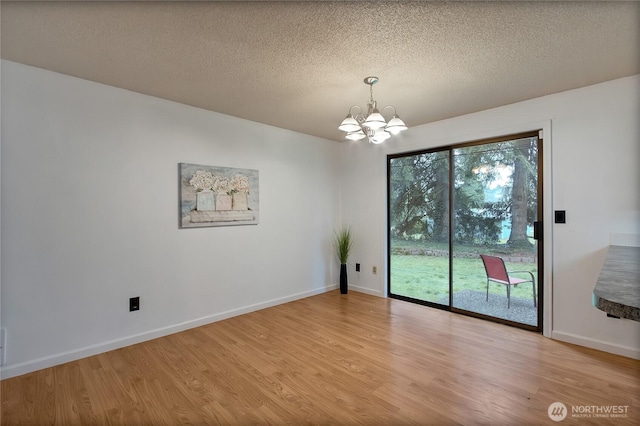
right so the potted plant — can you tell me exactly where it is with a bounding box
[334,226,354,294]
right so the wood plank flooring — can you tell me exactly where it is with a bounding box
[2,291,639,425]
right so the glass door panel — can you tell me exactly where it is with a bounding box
[389,151,450,305]
[451,137,539,327]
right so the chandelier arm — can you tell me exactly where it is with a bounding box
[381,105,397,117]
[348,105,363,116]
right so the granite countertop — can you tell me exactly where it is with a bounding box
[593,246,640,322]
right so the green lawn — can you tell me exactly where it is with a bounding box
[390,250,537,304]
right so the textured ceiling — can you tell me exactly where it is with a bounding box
[2,1,639,142]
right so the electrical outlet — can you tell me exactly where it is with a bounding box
[130,297,140,312]
[355,263,360,272]
[372,266,377,274]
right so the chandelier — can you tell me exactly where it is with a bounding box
[338,76,407,144]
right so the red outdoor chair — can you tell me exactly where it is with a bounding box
[480,254,537,309]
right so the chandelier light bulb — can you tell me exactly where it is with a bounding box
[371,129,391,144]
[362,109,387,130]
[385,115,408,135]
[338,115,361,133]
[346,130,366,141]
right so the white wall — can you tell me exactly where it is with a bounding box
[1,61,638,381]
[0,60,342,378]
[341,75,640,359]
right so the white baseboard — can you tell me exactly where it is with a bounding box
[13,286,634,380]
[0,285,338,380]
[348,284,383,297]
[551,330,640,360]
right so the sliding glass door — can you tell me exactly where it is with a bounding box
[389,151,450,306]
[388,132,542,330]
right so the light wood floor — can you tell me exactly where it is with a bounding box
[2,291,639,425]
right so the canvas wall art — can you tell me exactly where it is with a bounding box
[180,163,259,228]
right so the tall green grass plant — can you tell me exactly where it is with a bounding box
[334,226,354,265]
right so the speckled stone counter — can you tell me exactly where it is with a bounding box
[593,246,640,322]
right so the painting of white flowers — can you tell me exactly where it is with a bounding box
[180,163,259,228]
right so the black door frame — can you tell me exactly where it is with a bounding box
[387,130,543,332]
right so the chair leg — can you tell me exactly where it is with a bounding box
[486,279,489,301]
[507,285,511,309]
[532,281,537,307]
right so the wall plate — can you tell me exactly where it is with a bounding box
[130,297,140,312]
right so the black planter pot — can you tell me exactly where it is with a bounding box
[339,263,348,294]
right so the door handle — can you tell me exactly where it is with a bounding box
[533,221,542,240]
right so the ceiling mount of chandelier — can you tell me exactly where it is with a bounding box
[338,76,407,144]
